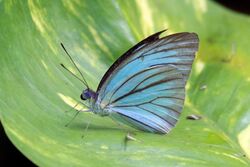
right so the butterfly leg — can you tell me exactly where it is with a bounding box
[123,132,139,151]
[64,102,79,113]
[65,108,91,127]
[81,121,91,139]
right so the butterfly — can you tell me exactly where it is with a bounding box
[61,29,199,134]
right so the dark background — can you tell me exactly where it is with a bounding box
[215,0,250,15]
[0,1,249,166]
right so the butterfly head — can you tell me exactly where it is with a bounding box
[80,89,96,100]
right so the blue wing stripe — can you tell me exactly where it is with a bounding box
[131,68,177,91]
[151,102,181,114]
[116,106,175,127]
[158,86,185,91]
[114,99,182,114]
[138,105,178,126]
[137,106,176,126]
[113,96,184,108]
[111,77,182,104]
[140,103,180,119]
[106,66,170,103]
[111,90,185,107]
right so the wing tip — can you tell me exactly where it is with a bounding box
[145,29,168,42]
[188,32,199,41]
[142,29,199,44]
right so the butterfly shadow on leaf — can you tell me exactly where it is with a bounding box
[66,121,124,132]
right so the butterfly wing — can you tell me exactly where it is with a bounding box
[95,30,199,133]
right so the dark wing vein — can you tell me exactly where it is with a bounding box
[114,96,184,108]
[111,77,182,104]
[131,68,175,92]
[149,62,193,67]
[142,43,198,57]
[151,102,181,114]
[137,106,176,126]
[105,66,164,105]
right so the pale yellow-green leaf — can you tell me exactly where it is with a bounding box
[0,0,250,166]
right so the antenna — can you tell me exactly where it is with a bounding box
[60,64,86,85]
[60,43,89,89]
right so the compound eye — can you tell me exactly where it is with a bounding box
[80,94,86,100]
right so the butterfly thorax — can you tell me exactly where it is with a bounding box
[92,98,111,117]
[81,89,110,117]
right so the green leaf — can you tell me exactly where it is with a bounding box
[1,0,250,166]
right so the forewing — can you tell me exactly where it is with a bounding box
[96,31,199,133]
